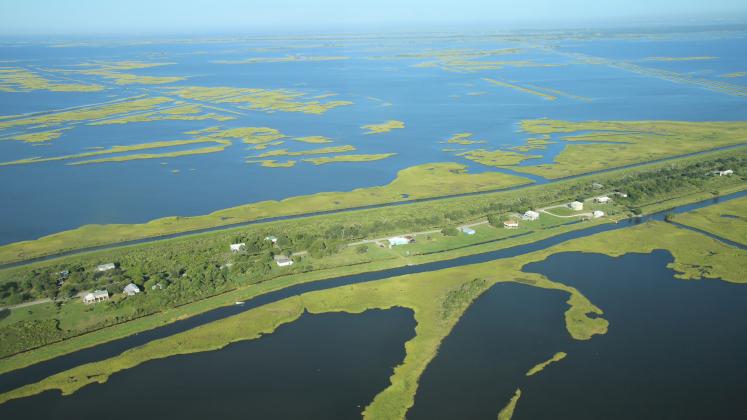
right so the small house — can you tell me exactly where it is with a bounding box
[274,255,294,267]
[458,227,476,235]
[123,283,141,296]
[592,182,604,190]
[230,243,246,253]
[83,290,109,304]
[714,169,734,176]
[569,201,584,211]
[504,220,519,229]
[595,196,611,204]
[592,210,605,218]
[522,210,540,221]
[615,191,628,198]
[96,263,116,272]
[265,236,278,244]
[388,237,410,247]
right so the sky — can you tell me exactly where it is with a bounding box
[1,0,746,35]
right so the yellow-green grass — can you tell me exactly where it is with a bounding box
[0,67,103,92]
[497,389,522,420]
[294,135,333,144]
[0,96,173,130]
[208,126,286,144]
[0,163,532,264]
[303,153,397,165]
[512,120,747,179]
[89,105,234,125]
[251,145,356,158]
[510,135,553,152]
[458,149,541,167]
[672,195,747,245]
[643,56,718,61]
[61,61,185,85]
[246,159,297,168]
[9,129,65,143]
[482,78,557,100]
[215,55,349,64]
[444,133,485,145]
[362,120,405,135]
[168,86,353,115]
[0,138,232,167]
[721,72,747,78]
[526,352,567,376]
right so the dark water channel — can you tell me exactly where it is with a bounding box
[411,251,747,419]
[0,308,415,420]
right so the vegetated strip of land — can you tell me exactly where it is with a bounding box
[0,149,744,377]
[671,195,747,246]
[1,218,744,419]
[0,163,532,265]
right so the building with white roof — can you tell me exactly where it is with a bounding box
[123,283,141,296]
[274,255,294,267]
[522,210,540,221]
[96,263,116,272]
[230,243,246,253]
[569,201,584,211]
[83,290,109,304]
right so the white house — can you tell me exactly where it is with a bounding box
[595,196,611,204]
[265,235,278,244]
[459,227,476,235]
[230,243,246,253]
[615,191,628,198]
[715,169,734,176]
[504,220,519,229]
[83,290,109,304]
[274,255,294,267]
[522,210,540,221]
[388,236,410,247]
[569,201,584,211]
[592,210,605,218]
[123,283,141,296]
[96,263,116,272]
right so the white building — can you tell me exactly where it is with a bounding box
[458,227,476,235]
[504,220,519,229]
[96,263,116,272]
[265,236,278,244]
[595,196,611,204]
[522,210,540,221]
[592,210,605,218]
[83,290,109,304]
[274,255,294,267]
[123,283,141,296]
[388,236,410,247]
[615,191,628,198]
[569,201,584,211]
[715,169,734,176]
[230,243,246,253]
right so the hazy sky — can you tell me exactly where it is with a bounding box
[1,0,746,35]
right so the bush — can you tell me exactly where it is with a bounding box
[441,226,459,236]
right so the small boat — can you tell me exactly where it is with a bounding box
[235,301,245,305]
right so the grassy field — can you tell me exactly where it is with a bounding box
[672,195,747,245]
[0,138,233,167]
[525,352,567,376]
[511,119,747,178]
[0,67,103,93]
[458,149,541,167]
[251,145,356,158]
[497,389,522,420]
[303,153,397,165]
[443,133,486,145]
[0,96,173,130]
[362,120,405,134]
[168,86,353,115]
[9,129,65,143]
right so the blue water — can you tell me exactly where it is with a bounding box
[1,30,747,243]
